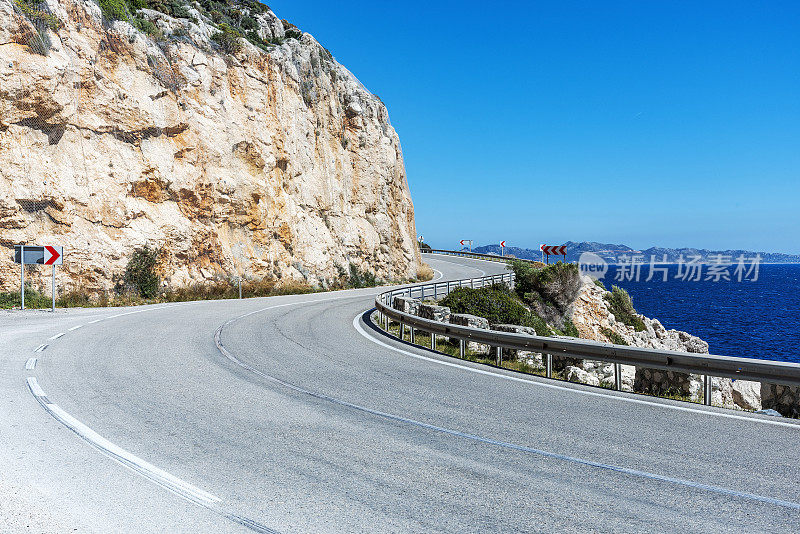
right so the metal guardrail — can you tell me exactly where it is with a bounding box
[375,258,800,406]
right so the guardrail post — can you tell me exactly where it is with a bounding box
[410,327,415,344]
[459,339,465,359]
[434,283,438,299]
[703,375,712,406]
[421,285,424,300]
[614,363,622,390]
[546,354,552,378]
[496,346,502,366]
[399,322,404,341]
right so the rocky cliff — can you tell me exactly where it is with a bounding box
[570,278,762,411]
[0,0,423,292]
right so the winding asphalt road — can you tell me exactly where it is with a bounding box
[2,253,799,533]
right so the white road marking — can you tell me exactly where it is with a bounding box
[27,376,47,397]
[22,302,278,533]
[25,377,220,506]
[216,305,800,512]
[34,344,48,353]
[48,332,65,340]
[353,313,800,430]
[432,269,444,281]
[68,325,83,331]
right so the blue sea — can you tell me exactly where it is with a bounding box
[604,264,800,363]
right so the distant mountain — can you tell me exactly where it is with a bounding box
[471,242,800,264]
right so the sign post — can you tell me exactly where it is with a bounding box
[20,244,24,310]
[14,245,63,311]
[459,239,473,252]
[540,244,567,264]
[500,240,506,257]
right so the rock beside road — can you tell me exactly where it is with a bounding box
[0,0,422,293]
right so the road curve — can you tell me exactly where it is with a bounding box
[1,253,799,532]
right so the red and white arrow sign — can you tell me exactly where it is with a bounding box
[460,240,466,246]
[540,245,567,256]
[44,246,63,265]
[500,241,506,248]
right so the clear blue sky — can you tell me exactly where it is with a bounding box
[269,1,800,253]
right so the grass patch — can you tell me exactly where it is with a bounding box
[0,285,51,309]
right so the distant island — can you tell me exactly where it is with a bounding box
[470,242,800,264]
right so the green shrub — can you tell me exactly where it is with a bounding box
[601,327,629,346]
[508,260,581,326]
[15,0,61,54]
[558,319,580,338]
[418,241,432,252]
[121,246,160,298]
[605,285,646,332]
[348,263,378,288]
[284,28,302,40]
[212,22,243,54]
[98,0,131,21]
[439,286,551,335]
[57,290,93,308]
[594,279,606,290]
[132,16,159,35]
[244,30,273,50]
[240,15,258,31]
[0,285,51,309]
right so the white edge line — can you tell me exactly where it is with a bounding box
[354,312,800,430]
[27,376,47,397]
[25,377,220,506]
[48,332,65,340]
[25,357,37,370]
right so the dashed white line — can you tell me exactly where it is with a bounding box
[34,344,48,353]
[68,324,83,331]
[48,332,65,340]
[25,358,37,370]
[87,319,102,324]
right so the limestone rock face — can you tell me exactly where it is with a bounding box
[569,277,764,411]
[0,0,422,292]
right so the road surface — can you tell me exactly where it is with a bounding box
[1,253,798,532]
